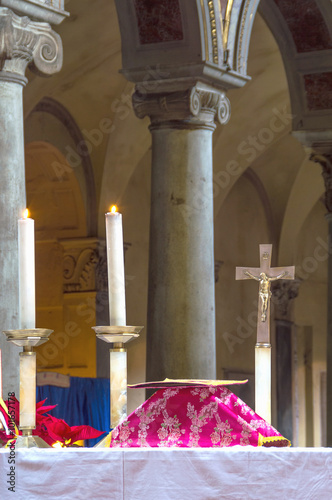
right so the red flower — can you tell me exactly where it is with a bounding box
[0,398,104,447]
[36,399,57,420]
[43,414,104,446]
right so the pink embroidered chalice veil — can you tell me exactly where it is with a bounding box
[109,380,290,448]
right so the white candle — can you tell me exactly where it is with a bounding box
[255,344,272,424]
[18,210,35,329]
[106,206,126,326]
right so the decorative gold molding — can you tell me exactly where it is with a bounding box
[207,0,218,64]
[234,0,259,75]
[237,0,250,72]
[219,0,234,51]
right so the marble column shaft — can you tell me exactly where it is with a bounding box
[326,212,332,446]
[133,83,230,381]
[272,279,300,441]
[311,152,332,446]
[0,7,63,395]
[0,78,25,396]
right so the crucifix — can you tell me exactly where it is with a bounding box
[236,244,295,423]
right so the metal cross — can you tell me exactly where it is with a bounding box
[236,244,295,344]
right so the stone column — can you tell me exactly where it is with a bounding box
[0,6,64,395]
[272,279,300,441]
[327,210,332,447]
[310,152,332,446]
[133,82,230,381]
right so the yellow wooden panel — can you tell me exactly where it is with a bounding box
[63,292,97,378]
[36,307,65,370]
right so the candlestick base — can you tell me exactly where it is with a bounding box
[15,430,51,449]
[92,325,143,345]
[2,329,54,450]
[3,328,53,348]
[92,325,143,447]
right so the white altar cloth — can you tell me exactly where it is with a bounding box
[0,446,331,499]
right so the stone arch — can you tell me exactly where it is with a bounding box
[98,80,150,235]
[213,10,291,217]
[115,0,260,87]
[279,157,325,264]
[25,141,97,378]
[243,167,276,250]
[25,96,97,236]
[26,141,98,376]
[25,141,87,240]
[259,0,332,132]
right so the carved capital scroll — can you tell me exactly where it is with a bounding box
[271,279,301,320]
[310,152,332,213]
[61,239,132,294]
[132,82,231,129]
[0,7,63,82]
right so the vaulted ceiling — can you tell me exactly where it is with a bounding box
[259,0,332,132]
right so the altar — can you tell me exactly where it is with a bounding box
[0,447,331,499]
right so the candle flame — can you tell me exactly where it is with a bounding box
[110,205,117,213]
[23,209,29,219]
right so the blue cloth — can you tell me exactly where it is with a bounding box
[37,377,110,447]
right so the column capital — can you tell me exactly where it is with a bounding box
[310,152,332,213]
[60,238,102,293]
[0,7,63,84]
[60,238,132,294]
[132,82,231,130]
[271,279,301,320]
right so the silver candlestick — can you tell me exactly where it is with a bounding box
[92,325,143,448]
[2,328,53,448]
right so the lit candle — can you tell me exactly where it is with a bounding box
[106,206,126,325]
[18,209,35,329]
